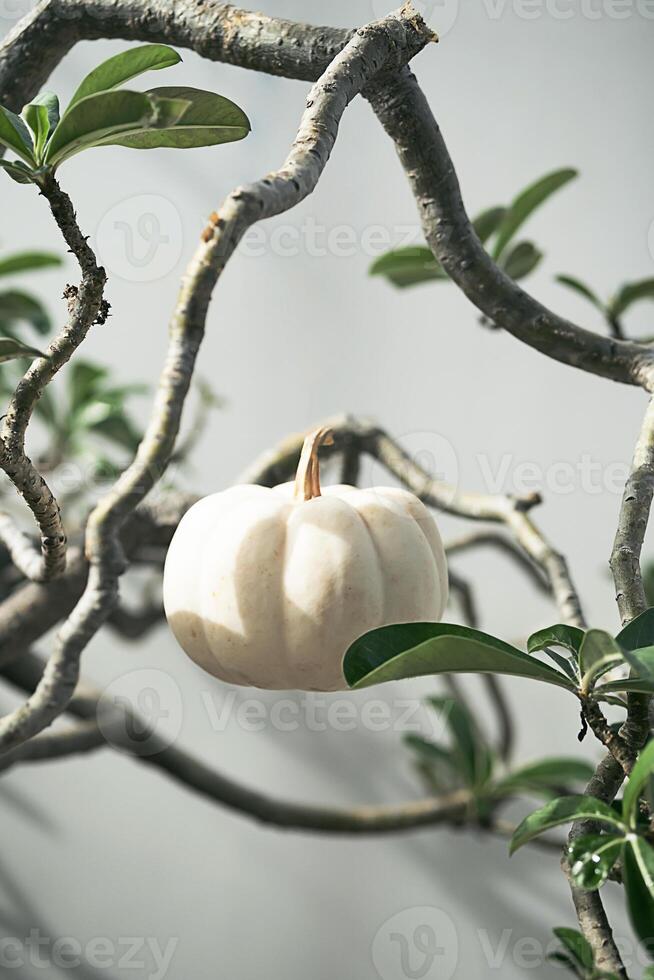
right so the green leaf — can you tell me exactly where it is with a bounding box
[556,274,605,311]
[492,168,578,260]
[344,623,575,691]
[551,928,595,973]
[97,86,250,149]
[68,360,109,414]
[567,833,624,890]
[84,409,142,453]
[0,159,36,184]
[404,734,456,769]
[369,247,447,289]
[67,44,182,111]
[493,758,595,798]
[617,609,654,652]
[23,92,59,163]
[0,251,61,278]
[599,677,654,696]
[610,279,654,319]
[0,106,35,165]
[0,289,51,335]
[44,90,162,166]
[528,624,584,656]
[472,206,507,245]
[509,796,627,854]
[578,630,623,691]
[623,741,654,829]
[502,241,543,281]
[624,837,654,953]
[0,337,45,362]
[428,696,493,788]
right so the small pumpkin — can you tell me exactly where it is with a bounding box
[163,427,448,691]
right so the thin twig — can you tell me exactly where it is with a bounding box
[0,174,106,582]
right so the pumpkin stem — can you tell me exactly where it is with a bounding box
[294,427,335,501]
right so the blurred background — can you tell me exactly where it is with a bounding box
[0,0,653,976]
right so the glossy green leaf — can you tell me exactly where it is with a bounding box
[624,837,654,953]
[578,630,623,690]
[98,86,250,149]
[0,106,35,164]
[22,102,49,160]
[510,796,627,854]
[528,624,584,656]
[567,833,624,890]
[0,159,36,184]
[0,337,45,362]
[492,168,578,260]
[610,279,654,319]
[617,608,654,652]
[551,927,595,972]
[472,206,507,245]
[67,44,182,111]
[493,758,595,798]
[369,247,447,288]
[502,241,543,280]
[23,91,59,163]
[623,741,654,829]
[0,290,51,335]
[44,90,162,166]
[0,252,61,278]
[344,623,575,691]
[556,274,604,311]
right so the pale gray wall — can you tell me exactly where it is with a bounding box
[0,1,653,977]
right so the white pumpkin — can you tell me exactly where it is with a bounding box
[163,428,448,691]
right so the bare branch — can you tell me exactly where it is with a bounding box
[0,718,103,775]
[610,396,654,624]
[445,529,550,595]
[365,69,654,391]
[0,174,106,582]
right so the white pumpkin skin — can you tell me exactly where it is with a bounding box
[163,438,448,692]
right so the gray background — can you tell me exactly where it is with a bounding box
[1,0,653,977]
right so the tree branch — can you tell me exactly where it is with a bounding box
[0,174,106,582]
[365,68,654,390]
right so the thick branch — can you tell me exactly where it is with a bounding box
[365,69,654,390]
